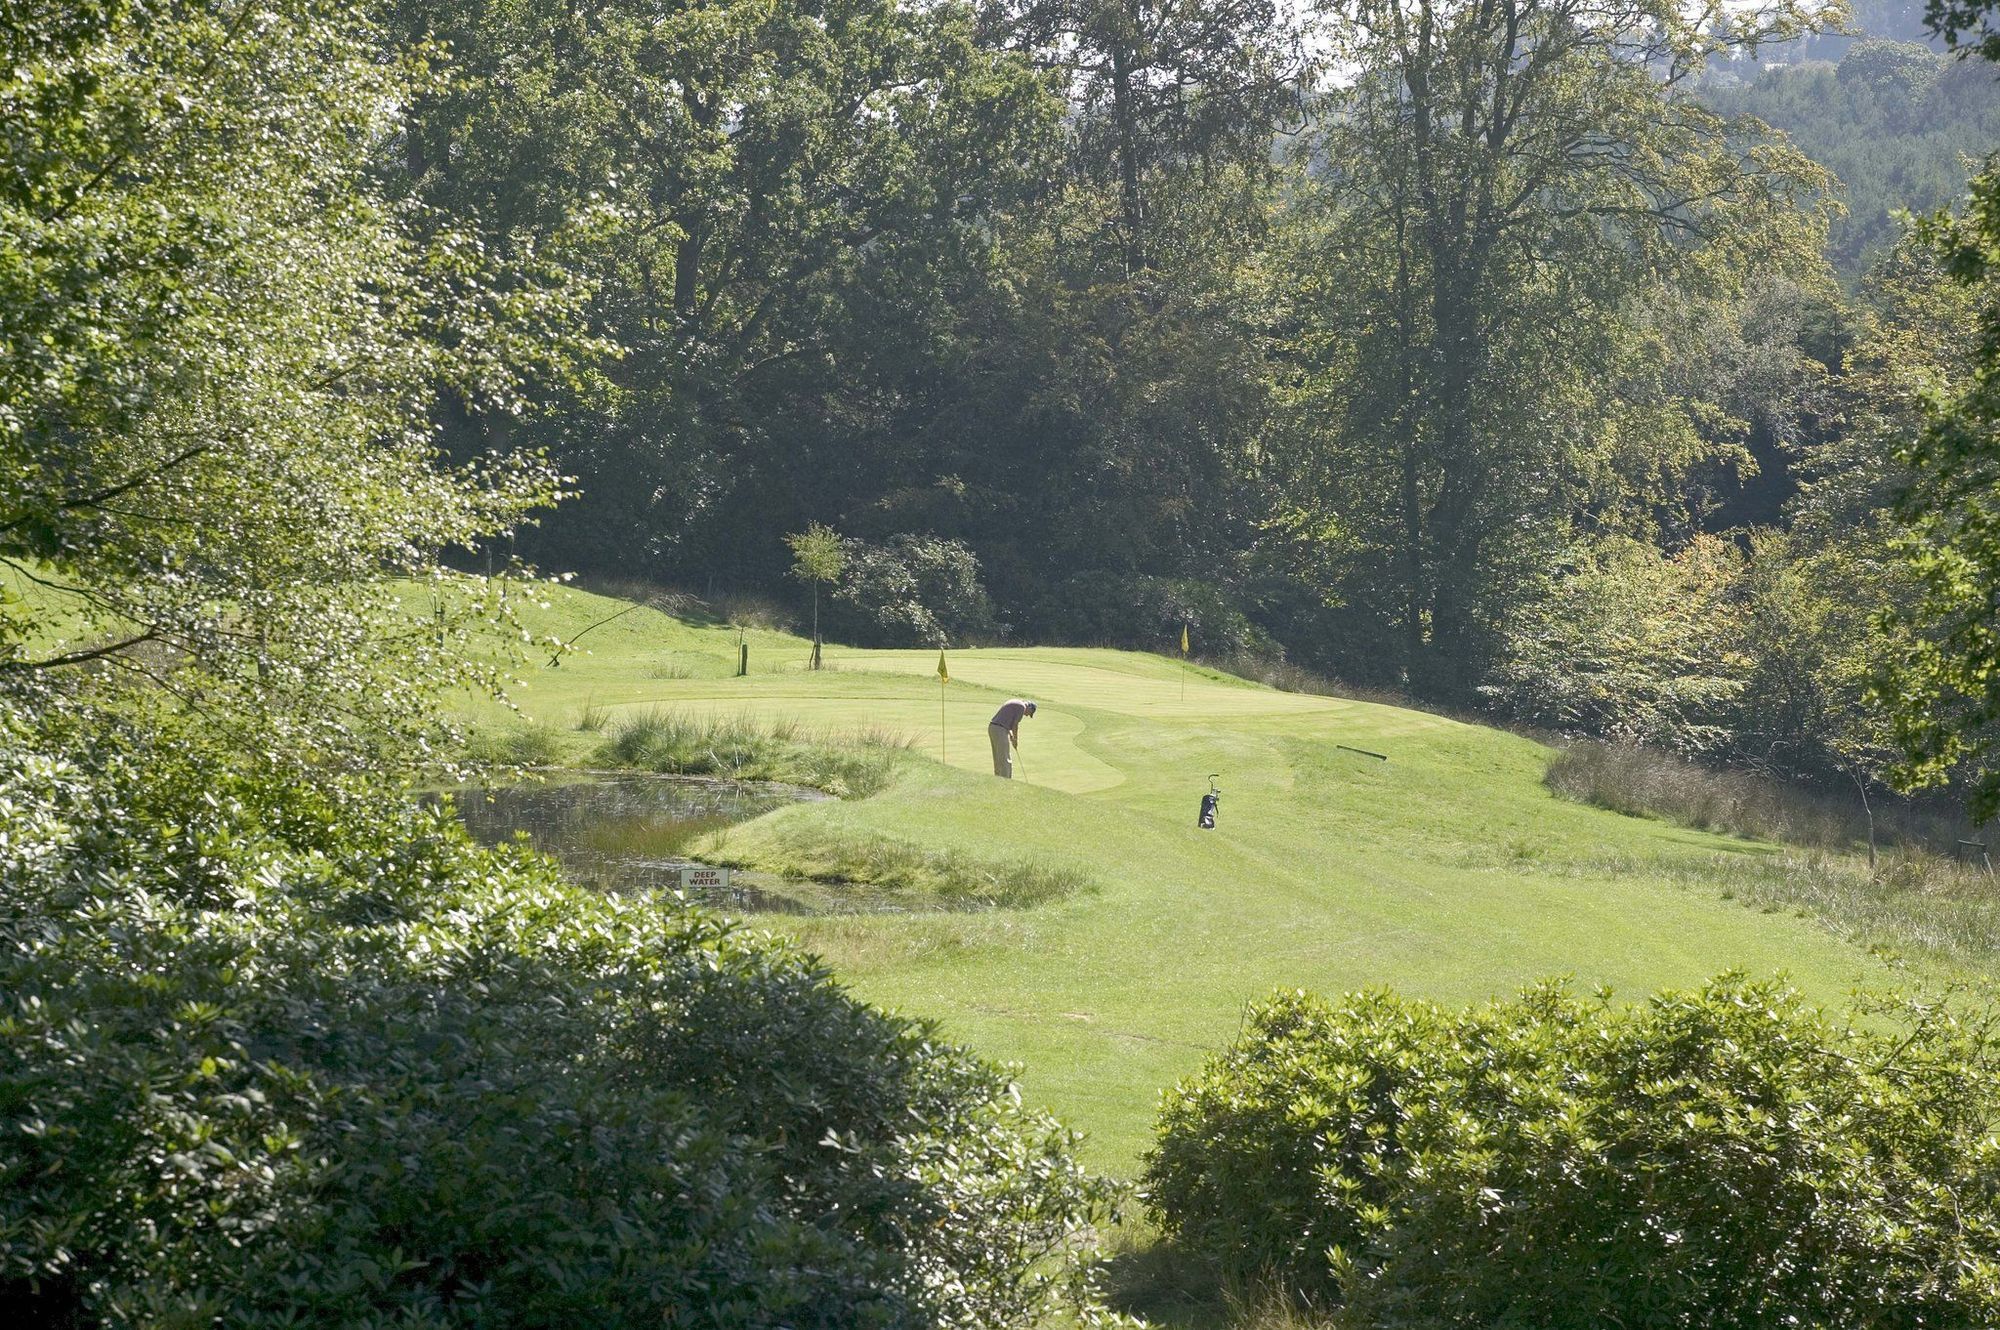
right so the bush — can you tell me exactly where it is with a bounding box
[1145,976,2000,1327]
[0,725,1115,1327]
[1481,534,1749,756]
[827,534,999,646]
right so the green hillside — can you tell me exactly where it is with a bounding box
[467,583,1894,1173]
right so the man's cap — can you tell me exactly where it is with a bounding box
[1024,701,1037,715]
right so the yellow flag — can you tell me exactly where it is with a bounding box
[936,649,949,683]
[1180,623,1189,656]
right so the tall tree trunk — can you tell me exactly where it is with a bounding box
[674,90,718,319]
[1400,440,1424,689]
[1109,45,1146,276]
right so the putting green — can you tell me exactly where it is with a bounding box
[468,584,1893,1173]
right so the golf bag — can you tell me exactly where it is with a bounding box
[1197,775,1220,830]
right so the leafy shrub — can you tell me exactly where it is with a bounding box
[600,708,905,797]
[1145,976,2000,1327]
[0,726,1115,1327]
[1036,572,1276,659]
[827,534,999,646]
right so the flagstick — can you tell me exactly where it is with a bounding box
[940,674,946,764]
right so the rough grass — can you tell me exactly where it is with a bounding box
[600,707,908,798]
[1545,739,1973,853]
[1621,848,2000,974]
[1096,1221,1339,1330]
[574,697,611,732]
[739,823,1095,909]
[468,720,567,767]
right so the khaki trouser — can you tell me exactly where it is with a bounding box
[988,723,1013,778]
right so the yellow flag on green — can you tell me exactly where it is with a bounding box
[1180,623,1189,656]
[936,649,949,683]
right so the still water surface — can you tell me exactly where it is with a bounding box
[450,772,824,911]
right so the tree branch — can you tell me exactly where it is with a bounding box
[5,630,161,672]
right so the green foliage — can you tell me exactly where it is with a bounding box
[1874,158,2000,818]
[788,524,849,590]
[1484,535,1751,754]
[986,0,1312,275]
[1266,0,1841,700]
[0,0,571,773]
[389,0,1066,587]
[601,708,907,798]
[0,720,1116,1327]
[1927,0,2000,59]
[1145,976,2000,1326]
[1702,40,2000,276]
[829,533,1000,646]
[1038,571,1275,658]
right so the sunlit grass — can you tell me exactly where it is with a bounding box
[453,579,1906,1184]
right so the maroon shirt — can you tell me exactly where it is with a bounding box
[990,700,1029,731]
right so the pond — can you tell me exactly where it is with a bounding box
[448,772,827,912]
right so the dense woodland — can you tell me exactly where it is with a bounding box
[9,0,2000,1323]
[379,0,2000,806]
[8,0,2000,806]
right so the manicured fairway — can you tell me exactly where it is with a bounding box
[469,584,1893,1173]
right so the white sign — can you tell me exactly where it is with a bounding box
[678,865,733,893]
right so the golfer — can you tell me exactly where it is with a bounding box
[988,699,1036,778]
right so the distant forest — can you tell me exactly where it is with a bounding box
[1705,19,2000,277]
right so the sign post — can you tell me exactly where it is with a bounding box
[677,865,733,895]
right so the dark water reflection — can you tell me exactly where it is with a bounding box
[449,773,825,912]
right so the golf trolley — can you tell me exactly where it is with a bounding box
[1198,774,1220,830]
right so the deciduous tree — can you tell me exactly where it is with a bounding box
[1264,0,1840,700]
[0,0,566,772]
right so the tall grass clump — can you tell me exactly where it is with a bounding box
[1626,848,2000,973]
[753,825,1094,909]
[1546,740,1876,849]
[470,719,567,767]
[601,709,906,798]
